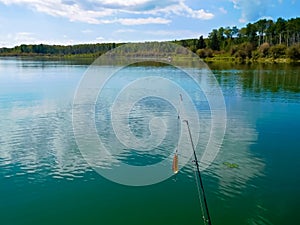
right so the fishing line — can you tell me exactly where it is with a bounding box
[193,168,208,225]
[174,94,212,225]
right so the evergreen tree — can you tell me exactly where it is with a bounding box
[197,35,206,49]
[246,23,258,45]
[208,29,220,51]
[275,18,286,45]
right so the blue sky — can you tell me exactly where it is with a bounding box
[0,0,299,47]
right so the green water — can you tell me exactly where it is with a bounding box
[0,58,299,225]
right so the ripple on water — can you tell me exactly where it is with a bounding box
[0,103,94,183]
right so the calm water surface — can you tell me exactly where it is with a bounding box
[0,58,299,225]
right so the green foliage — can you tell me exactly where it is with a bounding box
[258,42,271,57]
[230,45,238,56]
[196,48,213,58]
[0,43,122,56]
[286,44,300,60]
[251,50,260,60]
[246,23,258,45]
[234,42,255,59]
[235,49,248,60]
[208,29,220,51]
[197,36,206,49]
[269,44,286,58]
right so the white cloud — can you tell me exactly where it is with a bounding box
[219,7,228,14]
[134,1,214,20]
[230,0,272,22]
[111,28,200,41]
[0,0,113,24]
[144,29,199,38]
[0,31,90,47]
[239,18,246,23]
[178,1,214,19]
[14,32,37,43]
[231,0,240,9]
[96,36,104,40]
[0,0,214,25]
[0,32,49,47]
[117,17,171,25]
[115,29,136,33]
[96,0,151,7]
[81,29,93,34]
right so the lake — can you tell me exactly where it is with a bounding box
[0,57,299,225]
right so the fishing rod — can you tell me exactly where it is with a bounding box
[174,94,212,225]
[183,119,212,225]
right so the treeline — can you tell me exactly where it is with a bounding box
[174,17,300,61]
[0,17,299,62]
[0,42,122,56]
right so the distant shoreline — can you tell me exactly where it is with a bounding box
[1,53,299,65]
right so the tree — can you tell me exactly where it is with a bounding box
[255,19,267,46]
[265,20,276,45]
[217,27,226,49]
[231,26,239,38]
[217,27,225,41]
[20,44,33,53]
[258,42,270,57]
[286,44,300,60]
[286,18,300,46]
[237,27,248,44]
[246,23,258,45]
[236,42,255,59]
[208,29,220,51]
[196,48,213,58]
[181,40,188,47]
[224,26,233,39]
[197,35,206,49]
[269,44,286,58]
[275,18,286,45]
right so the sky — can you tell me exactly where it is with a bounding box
[0,0,299,47]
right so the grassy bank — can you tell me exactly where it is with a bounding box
[203,53,300,64]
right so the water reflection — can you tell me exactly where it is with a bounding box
[212,63,300,101]
[0,58,299,225]
[0,59,87,183]
[0,59,268,187]
[0,100,90,182]
[212,111,264,197]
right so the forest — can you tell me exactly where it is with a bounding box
[175,17,300,62]
[0,17,299,62]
